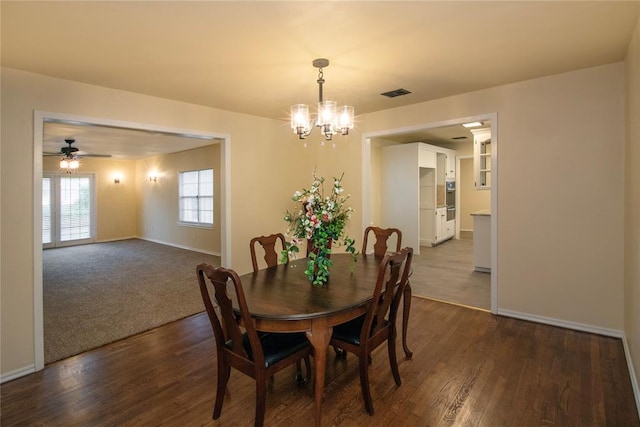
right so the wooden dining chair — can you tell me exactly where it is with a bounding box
[249,233,308,376]
[361,226,402,256]
[250,233,287,272]
[196,263,312,427]
[361,226,413,359]
[329,247,413,416]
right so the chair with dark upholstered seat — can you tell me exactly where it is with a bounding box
[196,263,312,427]
[249,233,310,377]
[329,247,413,415]
[361,226,413,358]
[250,233,287,272]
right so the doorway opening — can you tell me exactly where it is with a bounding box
[361,114,497,313]
[33,110,231,371]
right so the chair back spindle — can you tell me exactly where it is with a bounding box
[362,226,402,257]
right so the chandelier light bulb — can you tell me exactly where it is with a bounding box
[338,105,354,134]
[291,104,310,132]
[317,101,337,127]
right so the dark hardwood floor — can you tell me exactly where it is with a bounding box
[2,298,638,426]
[412,232,491,310]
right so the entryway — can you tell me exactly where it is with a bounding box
[361,114,497,312]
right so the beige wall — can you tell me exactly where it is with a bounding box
[136,144,221,254]
[624,15,640,410]
[43,156,138,241]
[0,61,635,400]
[0,68,313,376]
[459,157,490,231]
[360,63,626,332]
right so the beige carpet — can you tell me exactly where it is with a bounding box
[43,239,220,363]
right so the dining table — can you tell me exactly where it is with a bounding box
[235,252,412,426]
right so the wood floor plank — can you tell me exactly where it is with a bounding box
[2,298,638,426]
[411,235,491,310]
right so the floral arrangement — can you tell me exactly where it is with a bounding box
[281,173,356,286]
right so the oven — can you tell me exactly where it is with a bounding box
[447,206,456,221]
[445,181,455,221]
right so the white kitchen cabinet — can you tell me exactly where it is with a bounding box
[471,210,491,272]
[436,207,447,242]
[419,148,436,168]
[472,128,491,190]
[381,143,423,254]
[444,148,456,180]
[434,207,455,244]
[446,220,455,239]
[381,142,455,250]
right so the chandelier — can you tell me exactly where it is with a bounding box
[290,58,354,141]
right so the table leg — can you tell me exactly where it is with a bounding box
[402,283,413,359]
[306,318,332,427]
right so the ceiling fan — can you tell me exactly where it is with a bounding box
[44,139,112,173]
[44,139,112,159]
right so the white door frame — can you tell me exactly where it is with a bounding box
[33,110,232,371]
[361,113,498,313]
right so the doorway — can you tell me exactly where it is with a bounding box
[32,110,231,371]
[361,114,497,313]
[43,174,95,248]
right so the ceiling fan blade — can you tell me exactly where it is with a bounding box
[78,153,112,158]
[43,152,62,156]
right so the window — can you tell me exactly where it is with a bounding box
[179,168,214,226]
[43,174,95,247]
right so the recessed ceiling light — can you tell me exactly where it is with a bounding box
[462,121,483,128]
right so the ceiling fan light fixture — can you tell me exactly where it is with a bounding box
[60,155,79,173]
[290,58,354,143]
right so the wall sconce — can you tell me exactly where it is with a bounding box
[112,173,122,184]
[148,175,158,182]
[114,177,120,184]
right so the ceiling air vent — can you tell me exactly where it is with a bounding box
[381,88,411,98]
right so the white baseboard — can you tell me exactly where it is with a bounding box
[1,364,35,384]
[496,308,624,338]
[96,236,138,243]
[137,236,221,257]
[622,335,640,420]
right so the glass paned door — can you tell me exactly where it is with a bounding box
[42,177,52,244]
[59,176,91,241]
[43,174,95,247]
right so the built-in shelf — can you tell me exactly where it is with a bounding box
[472,128,492,190]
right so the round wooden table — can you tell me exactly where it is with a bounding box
[236,253,412,426]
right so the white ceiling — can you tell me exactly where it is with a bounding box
[3,1,638,156]
[43,121,220,160]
